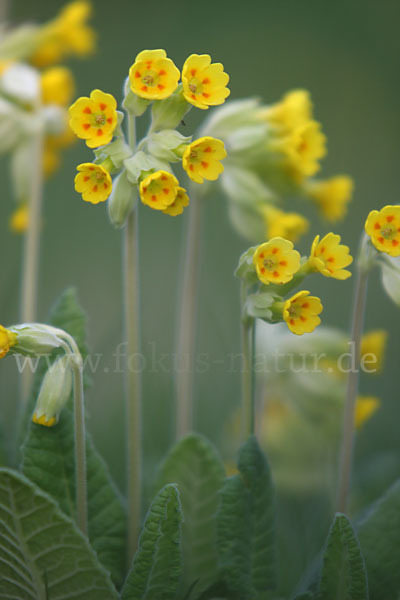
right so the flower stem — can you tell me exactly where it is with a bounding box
[241,281,255,437]
[124,113,142,560]
[336,239,370,513]
[71,359,87,535]
[175,191,203,440]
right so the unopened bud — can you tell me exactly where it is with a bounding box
[108,169,137,228]
[8,323,66,357]
[32,355,73,427]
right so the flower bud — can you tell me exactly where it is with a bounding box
[8,323,66,357]
[150,84,191,131]
[32,355,73,427]
[108,170,137,228]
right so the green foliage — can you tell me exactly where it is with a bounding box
[358,479,400,599]
[216,435,276,599]
[156,433,225,595]
[21,288,126,587]
[0,468,118,600]
[121,484,183,600]
[317,513,368,600]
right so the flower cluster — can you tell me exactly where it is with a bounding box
[69,49,229,220]
[198,89,354,245]
[236,231,353,335]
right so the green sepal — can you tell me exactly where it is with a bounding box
[234,246,259,284]
[147,129,192,163]
[245,292,281,321]
[108,169,137,228]
[150,84,192,131]
[94,137,132,171]
[122,86,151,117]
[124,150,170,184]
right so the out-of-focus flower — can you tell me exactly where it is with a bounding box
[355,396,380,429]
[162,186,189,216]
[260,205,309,243]
[182,54,230,110]
[365,205,400,256]
[261,89,312,132]
[69,89,118,148]
[253,237,300,285]
[276,120,327,179]
[9,203,29,234]
[306,175,353,222]
[0,325,17,358]
[360,330,387,374]
[282,290,322,335]
[139,170,179,210]
[129,49,180,100]
[182,136,226,184]
[41,66,75,106]
[74,162,112,204]
[309,233,353,280]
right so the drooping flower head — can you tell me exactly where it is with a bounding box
[69,89,118,148]
[0,325,17,358]
[163,187,190,216]
[253,238,301,285]
[41,66,75,106]
[283,290,322,335]
[129,50,180,100]
[261,206,309,243]
[365,205,400,257]
[307,176,353,222]
[182,136,226,184]
[182,54,230,110]
[309,233,353,280]
[75,163,112,204]
[139,170,179,210]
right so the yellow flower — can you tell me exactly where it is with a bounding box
[273,120,326,179]
[365,205,400,256]
[31,1,95,67]
[9,204,29,234]
[283,291,322,335]
[74,163,112,204]
[182,136,226,184]
[41,67,75,106]
[129,49,180,100]
[32,414,57,427]
[263,89,312,131]
[360,330,387,374]
[309,233,353,280]
[163,187,189,216]
[355,396,380,429]
[307,176,353,222]
[253,237,301,285]
[0,325,17,359]
[182,54,230,110]
[260,205,309,243]
[69,89,118,148]
[139,170,179,210]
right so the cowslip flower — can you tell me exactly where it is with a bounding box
[262,89,312,132]
[9,204,29,234]
[163,187,189,216]
[182,54,230,110]
[260,206,309,244]
[75,163,112,204]
[355,396,380,429]
[275,120,326,179]
[365,205,400,256]
[309,233,353,280]
[253,238,301,285]
[283,290,322,335]
[69,89,118,148]
[306,176,353,222]
[182,136,226,184]
[129,49,180,100]
[139,170,179,210]
[360,330,387,374]
[41,66,75,107]
[0,325,17,359]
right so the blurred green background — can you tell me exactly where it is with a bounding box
[1,0,400,593]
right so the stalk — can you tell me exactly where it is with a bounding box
[241,281,255,437]
[336,237,371,513]
[124,113,142,560]
[175,191,204,440]
[72,359,87,535]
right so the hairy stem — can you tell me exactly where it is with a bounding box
[241,281,255,437]
[72,360,87,535]
[175,192,204,440]
[124,113,142,560]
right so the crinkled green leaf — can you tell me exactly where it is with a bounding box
[358,479,400,599]
[21,288,126,587]
[121,484,183,600]
[0,468,118,599]
[318,513,368,600]
[156,434,225,595]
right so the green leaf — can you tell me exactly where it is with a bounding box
[0,468,118,599]
[156,433,225,595]
[357,479,400,599]
[216,435,276,599]
[21,289,126,587]
[121,484,183,600]
[318,513,368,600]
